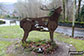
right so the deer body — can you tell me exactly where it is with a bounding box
[20,6,62,43]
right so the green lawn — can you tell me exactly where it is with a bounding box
[0,25,84,56]
[0,26,23,39]
[0,41,11,56]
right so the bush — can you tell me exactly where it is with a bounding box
[59,21,84,24]
[0,20,5,24]
[6,15,10,18]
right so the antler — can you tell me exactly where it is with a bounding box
[40,5,53,11]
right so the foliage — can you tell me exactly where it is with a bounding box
[22,40,58,54]
[0,20,5,24]
[80,5,84,21]
[59,21,84,24]
[5,15,10,18]
[48,8,55,16]
[4,15,18,19]
[76,5,84,22]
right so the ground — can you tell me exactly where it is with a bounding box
[6,39,75,56]
[0,25,84,56]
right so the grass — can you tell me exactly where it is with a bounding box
[0,26,23,39]
[0,41,11,56]
[0,25,84,56]
[55,34,84,51]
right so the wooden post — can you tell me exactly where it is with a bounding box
[72,0,76,37]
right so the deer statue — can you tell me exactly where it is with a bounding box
[20,6,62,43]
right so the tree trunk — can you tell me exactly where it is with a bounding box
[75,0,76,6]
[72,0,76,37]
[77,0,82,21]
[62,0,66,21]
[65,0,68,21]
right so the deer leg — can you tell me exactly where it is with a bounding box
[50,31,54,42]
[22,31,29,43]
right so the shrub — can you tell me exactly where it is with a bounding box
[0,20,5,24]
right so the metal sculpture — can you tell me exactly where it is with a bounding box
[20,6,62,43]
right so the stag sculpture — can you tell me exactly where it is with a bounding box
[20,6,62,43]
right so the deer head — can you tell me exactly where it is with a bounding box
[54,6,62,14]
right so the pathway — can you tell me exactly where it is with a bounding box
[56,26,84,37]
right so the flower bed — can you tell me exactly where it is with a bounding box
[22,40,58,54]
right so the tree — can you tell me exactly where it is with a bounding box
[15,0,50,19]
[80,5,84,22]
[15,0,64,19]
[72,0,76,37]
[65,0,69,21]
[62,0,66,21]
[0,3,4,15]
[76,0,82,21]
[62,0,68,21]
[0,3,7,13]
[0,3,3,11]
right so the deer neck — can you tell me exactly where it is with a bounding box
[50,13,60,22]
